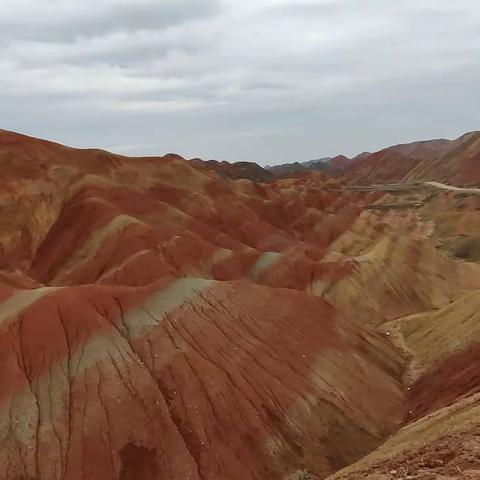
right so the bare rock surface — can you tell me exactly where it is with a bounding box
[2,129,480,479]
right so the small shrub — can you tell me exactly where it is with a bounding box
[288,469,313,480]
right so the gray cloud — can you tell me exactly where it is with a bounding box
[0,0,220,41]
[1,0,479,165]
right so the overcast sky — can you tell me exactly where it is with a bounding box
[1,0,479,165]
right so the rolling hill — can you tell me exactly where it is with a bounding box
[1,128,480,479]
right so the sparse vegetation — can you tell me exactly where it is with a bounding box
[287,469,314,480]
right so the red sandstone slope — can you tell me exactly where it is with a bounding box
[343,136,455,185]
[344,149,422,184]
[344,132,480,186]
[1,280,406,480]
[327,155,352,175]
[388,138,453,159]
[3,129,480,479]
[406,131,480,185]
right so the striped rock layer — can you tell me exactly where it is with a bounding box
[2,129,480,479]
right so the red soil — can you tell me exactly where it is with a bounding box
[408,342,480,421]
[0,280,405,479]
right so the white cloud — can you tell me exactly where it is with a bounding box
[1,0,479,164]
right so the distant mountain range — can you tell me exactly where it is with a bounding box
[190,131,480,186]
[265,154,354,177]
[189,158,275,182]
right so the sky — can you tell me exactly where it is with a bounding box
[1,0,479,165]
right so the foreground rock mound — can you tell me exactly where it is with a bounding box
[1,280,404,479]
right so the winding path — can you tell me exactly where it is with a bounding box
[424,181,480,193]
